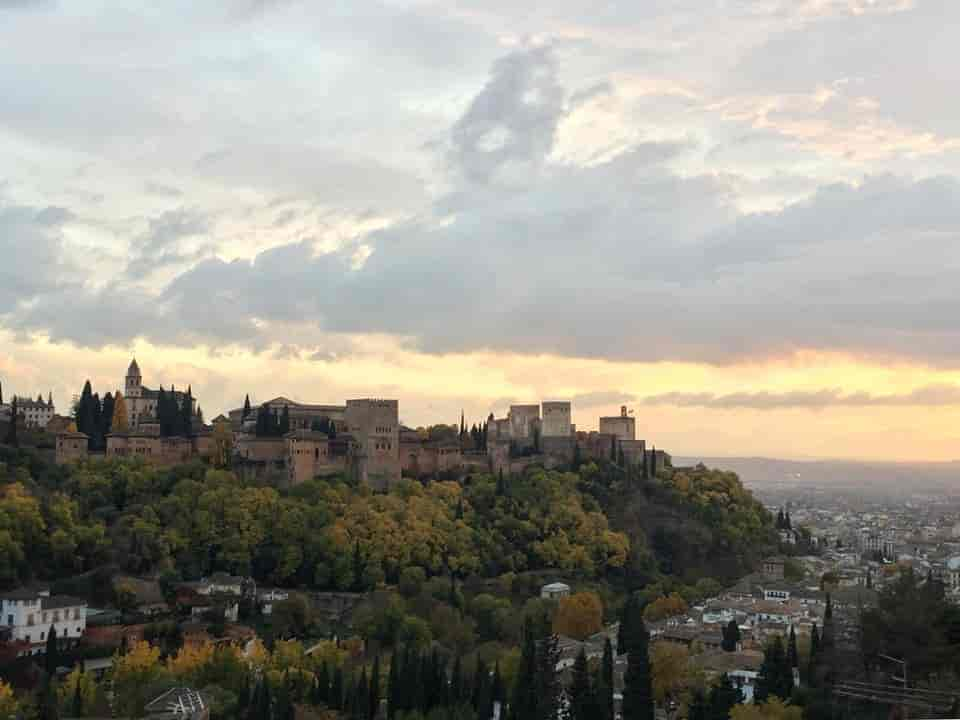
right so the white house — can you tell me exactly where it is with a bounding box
[541,582,571,600]
[1,588,86,656]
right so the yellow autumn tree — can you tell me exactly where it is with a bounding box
[552,591,603,640]
[112,640,164,718]
[212,418,234,469]
[644,593,689,622]
[0,679,19,719]
[58,667,99,716]
[167,640,215,680]
[111,391,129,433]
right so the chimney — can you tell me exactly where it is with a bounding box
[620,405,627,417]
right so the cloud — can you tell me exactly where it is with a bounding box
[571,390,636,408]
[450,46,566,183]
[642,385,960,410]
[0,201,69,312]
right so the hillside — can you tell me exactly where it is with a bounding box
[0,444,775,597]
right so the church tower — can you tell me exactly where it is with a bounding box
[125,358,142,399]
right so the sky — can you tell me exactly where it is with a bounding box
[3,0,960,461]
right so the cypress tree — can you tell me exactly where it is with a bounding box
[708,674,742,720]
[569,648,594,720]
[599,637,615,720]
[101,391,115,440]
[316,661,330,706]
[534,633,561,720]
[356,668,369,720]
[369,654,381,720]
[242,394,252,421]
[496,468,506,496]
[491,661,504,707]
[687,690,709,720]
[621,614,653,720]
[511,618,539,720]
[38,678,59,720]
[45,625,58,677]
[610,435,617,461]
[4,397,18,447]
[280,405,290,435]
[332,666,344,711]
[387,653,400,720]
[256,678,272,720]
[808,622,820,686]
[451,655,463,706]
[181,387,194,437]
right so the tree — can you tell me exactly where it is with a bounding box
[806,622,819,686]
[621,614,654,720]
[598,638,614,720]
[755,636,792,704]
[112,640,162,718]
[45,625,58,677]
[730,698,802,720]
[5,396,18,446]
[511,618,539,720]
[280,405,290,436]
[787,625,798,671]
[708,674,742,720]
[181,387,194,437]
[370,654,382,720]
[243,394,252,421]
[722,619,741,652]
[553,592,603,640]
[534,633,561,720]
[651,641,691,707]
[111,391,129,433]
[569,648,595,720]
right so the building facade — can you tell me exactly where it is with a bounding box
[541,401,572,438]
[10,395,56,429]
[124,359,196,430]
[56,429,90,464]
[599,406,636,441]
[0,589,86,655]
[345,399,400,490]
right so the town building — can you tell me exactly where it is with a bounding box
[0,588,86,656]
[228,397,347,434]
[541,582,572,600]
[286,430,339,485]
[345,398,400,490]
[12,394,56,429]
[123,358,197,430]
[56,428,90,464]
[599,406,636,441]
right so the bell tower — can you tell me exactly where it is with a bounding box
[125,358,142,399]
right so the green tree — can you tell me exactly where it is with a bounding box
[598,637,614,720]
[45,625,58,677]
[621,614,653,720]
[569,648,595,720]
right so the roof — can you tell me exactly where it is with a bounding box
[693,649,764,673]
[41,595,86,610]
[0,588,48,601]
[127,358,141,376]
[207,572,244,585]
[542,582,571,591]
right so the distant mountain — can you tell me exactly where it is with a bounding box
[674,456,960,495]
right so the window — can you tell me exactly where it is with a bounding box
[6,615,11,626]
[40,632,44,640]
